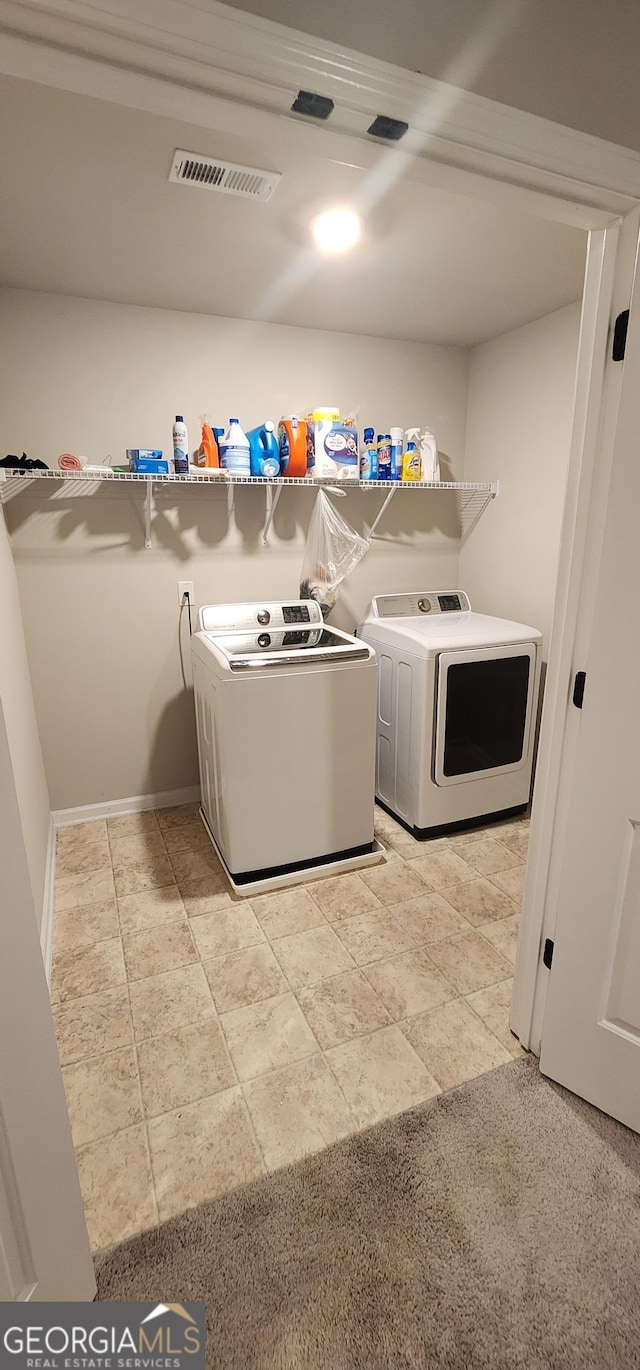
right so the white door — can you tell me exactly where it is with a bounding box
[0,700,95,1300]
[539,213,640,1132]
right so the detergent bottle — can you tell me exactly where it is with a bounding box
[278,416,308,478]
[248,422,281,478]
[360,427,378,481]
[219,419,250,474]
[377,434,392,481]
[420,429,440,482]
[390,427,404,481]
[196,415,219,468]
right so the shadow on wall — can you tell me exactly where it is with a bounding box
[2,454,463,558]
[145,685,199,795]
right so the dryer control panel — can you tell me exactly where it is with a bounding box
[372,591,471,618]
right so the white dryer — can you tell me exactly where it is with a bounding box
[357,590,542,836]
[192,600,382,894]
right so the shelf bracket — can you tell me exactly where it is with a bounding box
[262,484,282,548]
[366,487,396,543]
[144,480,153,549]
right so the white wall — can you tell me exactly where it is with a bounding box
[0,289,468,810]
[0,510,51,926]
[460,302,581,656]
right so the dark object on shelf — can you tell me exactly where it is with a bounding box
[367,115,409,140]
[291,90,334,120]
[1,452,49,471]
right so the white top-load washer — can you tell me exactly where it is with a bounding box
[357,590,542,836]
[191,600,382,894]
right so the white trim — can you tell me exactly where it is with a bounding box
[1,1,640,224]
[39,815,56,985]
[6,0,640,188]
[511,211,640,1053]
[3,0,640,1078]
[52,784,201,828]
[0,30,620,234]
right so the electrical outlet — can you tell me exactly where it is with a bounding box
[177,580,194,608]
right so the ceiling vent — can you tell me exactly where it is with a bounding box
[169,151,281,202]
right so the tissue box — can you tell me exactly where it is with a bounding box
[127,449,168,475]
[308,422,358,479]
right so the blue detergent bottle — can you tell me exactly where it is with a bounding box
[247,422,281,477]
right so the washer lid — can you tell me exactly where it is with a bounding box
[205,624,372,669]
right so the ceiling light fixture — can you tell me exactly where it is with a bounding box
[311,207,362,255]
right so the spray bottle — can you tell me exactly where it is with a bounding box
[402,429,422,481]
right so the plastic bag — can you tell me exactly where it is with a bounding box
[300,488,369,617]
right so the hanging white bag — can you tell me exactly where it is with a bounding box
[299,488,369,617]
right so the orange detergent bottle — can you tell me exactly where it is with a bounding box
[197,416,219,468]
[277,415,308,477]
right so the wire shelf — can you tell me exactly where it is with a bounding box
[0,467,498,548]
[0,468,498,500]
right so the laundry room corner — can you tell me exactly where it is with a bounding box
[460,301,582,665]
[0,286,469,812]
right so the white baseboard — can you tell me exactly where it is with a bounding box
[52,784,201,829]
[40,813,57,985]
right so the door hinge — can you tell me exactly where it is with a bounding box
[572,670,586,709]
[612,309,629,361]
[543,938,554,969]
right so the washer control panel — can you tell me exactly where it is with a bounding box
[373,591,470,618]
[198,600,323,634]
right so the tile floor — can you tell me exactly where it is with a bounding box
[51,803,528,1250]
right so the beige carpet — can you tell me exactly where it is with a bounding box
[95,1057,640,1368]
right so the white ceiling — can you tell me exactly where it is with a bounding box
[0,75,586,347]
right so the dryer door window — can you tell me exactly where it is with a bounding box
[434,644,536,786]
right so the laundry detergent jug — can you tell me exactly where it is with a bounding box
[248,422,281,478]
[219,418,250,474]
[277,416,308,478]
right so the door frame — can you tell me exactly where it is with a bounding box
[511,211,640,1049]
[2,0,640,1053]
[0,697,95,1300]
